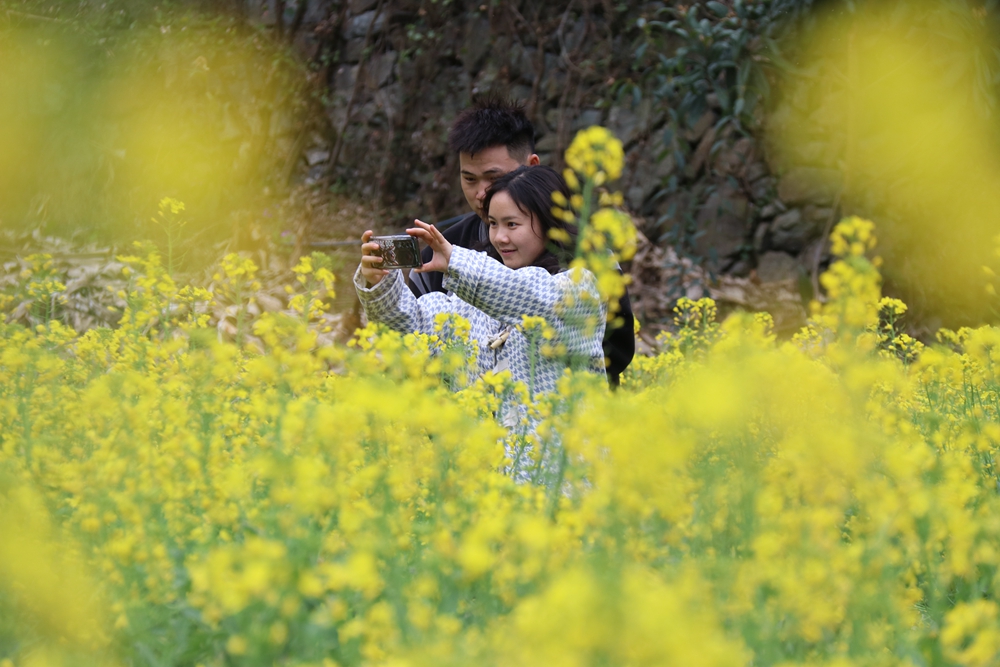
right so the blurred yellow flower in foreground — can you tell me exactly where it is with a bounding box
[3,123,1000,667]
[565,125,624,181]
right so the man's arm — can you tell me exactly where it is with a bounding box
[407,246,444,297]
[604,289,635,387]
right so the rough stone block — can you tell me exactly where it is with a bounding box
[622,129,676,212]
[342,38,365,62]
[694,189,750,266]
[372,82,402,119]
[686,126,718,179]
[682,110,716,142]
[770,207,823,254]
[758,203,783,220]
[509,84,532,104]
[534,132,559,153]
[461,17,491,72]
[543,68,568,102]
[326,103,348,131]
[756,251,800,283]
[344,10,384,39]
[544,108,561,133]
[306,149,330,166]
[745,160,768,182]
[803,205,834,227]
[626,185,646,212]
[572,109,604,131]
[300,162,326,187]
[303,0,327,23]
[472,62,501,96]
[333,64,358,93]
[714,137,755,176]
[364,50,397,89]
[799,237,832,272]
[606,105,641,147]
[507,43,537,82]
[563,18,587,52]
[749,176,775,203]
[777,167,842,205]
[753,221,770,252]
[544,52,560,76]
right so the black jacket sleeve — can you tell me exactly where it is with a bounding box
[605,290,635,388]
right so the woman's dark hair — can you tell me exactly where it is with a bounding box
[479,165,578,274]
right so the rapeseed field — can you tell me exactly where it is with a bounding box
[3,128,1000,667]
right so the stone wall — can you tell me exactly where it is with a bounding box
[249,0,844,329]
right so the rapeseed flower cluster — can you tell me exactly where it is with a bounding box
[564,125,625,184]
[14,254,68,325]
[3,129,1000,667]
[553,125,635,329]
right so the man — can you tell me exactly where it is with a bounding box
[408,96,635,386]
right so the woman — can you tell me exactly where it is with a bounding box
[355,165,606,402]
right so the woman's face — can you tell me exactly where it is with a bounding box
[487,191,546,270]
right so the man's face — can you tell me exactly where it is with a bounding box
[459,146,537,219]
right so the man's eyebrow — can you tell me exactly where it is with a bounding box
[462,168,506,176]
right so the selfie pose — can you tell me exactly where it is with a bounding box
[409,96,634,386]
[355,165,606,420]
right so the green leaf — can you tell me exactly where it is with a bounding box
[707,2,729,18]
[714,84,731,112]
[738,60,751,88]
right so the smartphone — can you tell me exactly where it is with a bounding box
[371,235,423,269]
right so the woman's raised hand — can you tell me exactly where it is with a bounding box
[360,230,389,286]
[408,220,452,274]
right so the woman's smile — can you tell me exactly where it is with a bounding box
[487,191,546,269]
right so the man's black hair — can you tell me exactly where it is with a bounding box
[448,95,535,160]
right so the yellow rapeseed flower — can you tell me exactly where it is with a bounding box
[565,126,624,181]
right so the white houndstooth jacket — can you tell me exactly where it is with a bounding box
[354,246,607,397]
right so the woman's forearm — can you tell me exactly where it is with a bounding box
[444,247,602,331]
[354,266,454,336]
